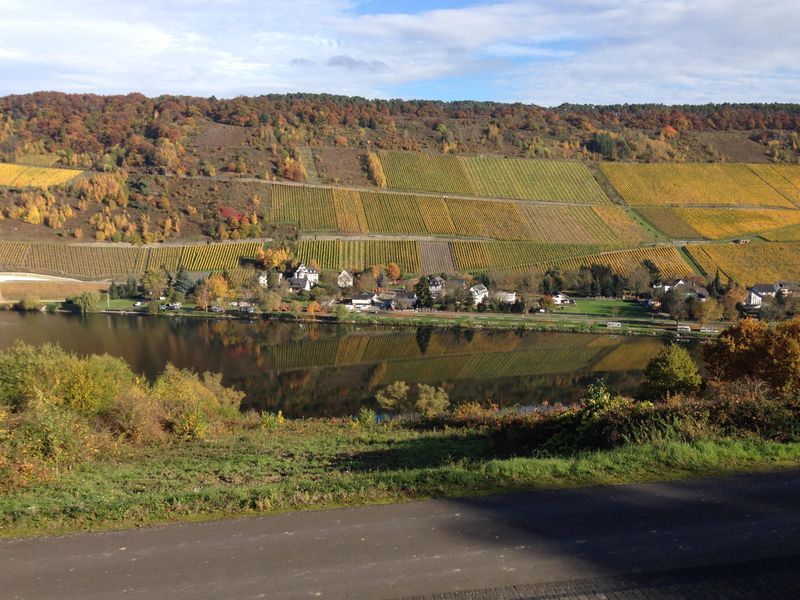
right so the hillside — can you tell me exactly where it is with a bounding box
[2,94,800,286]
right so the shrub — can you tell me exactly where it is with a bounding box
[355,406,377,429]
[260,410,285,430]
[643,344,701,399]
[153,364,244,435]
[104,387,165,443]
[14,296,40,312]
[0,342,72,411]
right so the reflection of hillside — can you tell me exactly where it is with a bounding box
[0,312,699,418]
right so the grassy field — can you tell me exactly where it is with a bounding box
[601,163,799,208]
[0,280,109,301]
[2,420,798,537]
[0,162,83,188]
[377,152,610,203]
[687,242,800,285]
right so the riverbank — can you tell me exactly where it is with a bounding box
[3,418,799,538]
[91,303,721,338]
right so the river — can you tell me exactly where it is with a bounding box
[0,311,702,417]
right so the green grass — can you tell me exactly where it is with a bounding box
[557,299,650,319]
[2,419,799,537]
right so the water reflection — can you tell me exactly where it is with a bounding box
[0,312,701,417]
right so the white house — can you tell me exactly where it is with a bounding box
[428,275,446,295]
[294,264,319,286]
[653,278,686,293]
[552,292,574,305]
[337,269,354,288]
[469,284,489,306]
[493,291,517,304]
[351,292,377,310]
[746,283,778,307]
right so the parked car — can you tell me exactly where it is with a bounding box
[211,306,224,313]
[133,301,144,307]
[239,306,255,314]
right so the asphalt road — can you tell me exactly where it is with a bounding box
[3,469,800,600]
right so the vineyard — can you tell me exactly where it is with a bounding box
[267,183,646,243]
[0,162,83,188]
[672,207,800,240]
[686,242,800,285]
[450,241,604,272]
[377,152,610,203]
[600,163,798,208]
[634,207,704,239]
[295,240,422,273]
[0,241,261,279]
[454,244,694,279]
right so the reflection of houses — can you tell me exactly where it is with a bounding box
[337,270,354,288]
[469,284,489,306]
[493,291,517,304]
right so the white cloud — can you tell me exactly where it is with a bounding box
[0,0,797,103]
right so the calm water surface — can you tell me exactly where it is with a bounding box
[0,312,701,417]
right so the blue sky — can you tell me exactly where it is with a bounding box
[0,0,798,104]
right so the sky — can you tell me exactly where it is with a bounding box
[0,0,798,105]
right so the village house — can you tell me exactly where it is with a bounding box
[392,291,417,310]
[351,292,377,310]
[337,269,354,288]
[552,292,574,305]
[469,284,489,306]
[289,277,312,293]
[653,278,687,293]
[293,264,319,286]
[741,281,800,308]
[428,275,446,296]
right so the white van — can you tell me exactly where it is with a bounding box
[606,321,622,328]
[676,325,692,332]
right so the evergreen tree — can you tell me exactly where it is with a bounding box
[173,266,194,295]
[415,277,433,308]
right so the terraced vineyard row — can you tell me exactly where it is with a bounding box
[268,183,648,243]
[0,242,31,266]
[636,206,800,240]
[686,242,800,285]
[601,163,799,208]
[295,240,422,273]
[377,152,610,203]
[0,162,83,188]
[0,242,261,279]
[450,241,605,272]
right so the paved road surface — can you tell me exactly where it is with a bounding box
[3,470,800,599]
